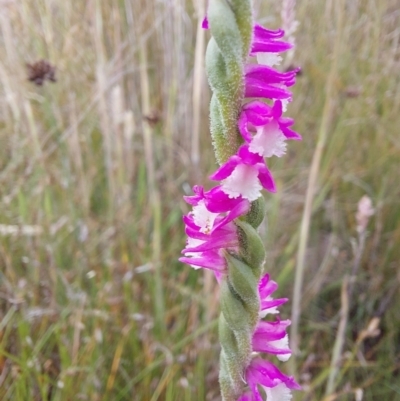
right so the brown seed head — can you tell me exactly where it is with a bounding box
[26,60,56,86]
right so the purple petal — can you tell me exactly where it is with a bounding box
[271,100,283,118]
[243,101,271,123]
[251,40,293,55]
[184,223,235,242]
[202,17,209,30]
[183,185,205,205]
[184,223,214,240]
[184,235,237,252]
[258,274,289,310]
[238,112,253,143]
[245,78,292,100]
[212,199,250,231]
[254,24,285,40]
[257,164,276,193]
[246,360,276,392]
[245,65,297,84]
[179,251,226,271]
[184,226,209,241]
[279,116,294,126]
[210,156,241,181]
[252,343,291,356]
[252,336,292,356]
[246,358,301,390]
[259,274,275,296]
[238,144,263,164]
[281,125,302,140]
[204,186,247,213]
[254,320,291,339]
[261,298,288,311]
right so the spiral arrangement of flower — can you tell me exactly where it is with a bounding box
[180,1,301,400]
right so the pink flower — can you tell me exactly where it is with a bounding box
[251,25,293,57]
[184,185,250,230]
[247,25,298,110]
[246,65,297,88]
[251,25,292,69]
[180,186,250,279]
[244,358,301,401]
[180,211,237,276]
[244,64,297,103]
[180,221,236,278]
[210,145,276,201]
[258,273,288,317]
[252,320,292,362]
[238,100,301,158]
[254,275,292,362]
[202,18,292,68]
[235,274,299,400]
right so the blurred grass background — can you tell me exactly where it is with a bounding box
[0,0,399,400]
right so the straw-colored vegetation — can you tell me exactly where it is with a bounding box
[0,0,399,400]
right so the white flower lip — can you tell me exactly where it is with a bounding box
[250,120,287,158]
[257,52,283,67]
[192,200,218,234]
[221,164,262,202]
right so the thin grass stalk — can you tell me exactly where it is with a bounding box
[0,7,16,65]
[150,365,179,401]
[163,0,181,182]
[123,110,135,183]
[324,230,368,397]
[139,43,165,334]
[111,84,129,209]
[324,275,349,397]
[281,0,299,69]
[110,4,129,211]
[122,0,137,185]
[24,100,44,166]
[41,0,55,61]
[290,0,345,369]
[0,61,20,127]
[106,324,132,394]
[94,0,115,216]
[68,93,89,211]
[325,197,373,395]
[191,0,206,171]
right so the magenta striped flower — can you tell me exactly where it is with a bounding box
[258,273,288,317]
[202,18,292,66]
[252,25,290,68]
[240,358,301,401]
[251,24,293,57]
[210,144,276,201]
[235,274,300,400]
[245,65,297,88]
[184,185,251,229]
[180,185,250,280]
[245,65,296,101]
[252,319,292,361]
[246,22,298,114]
[238,100,301,159]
